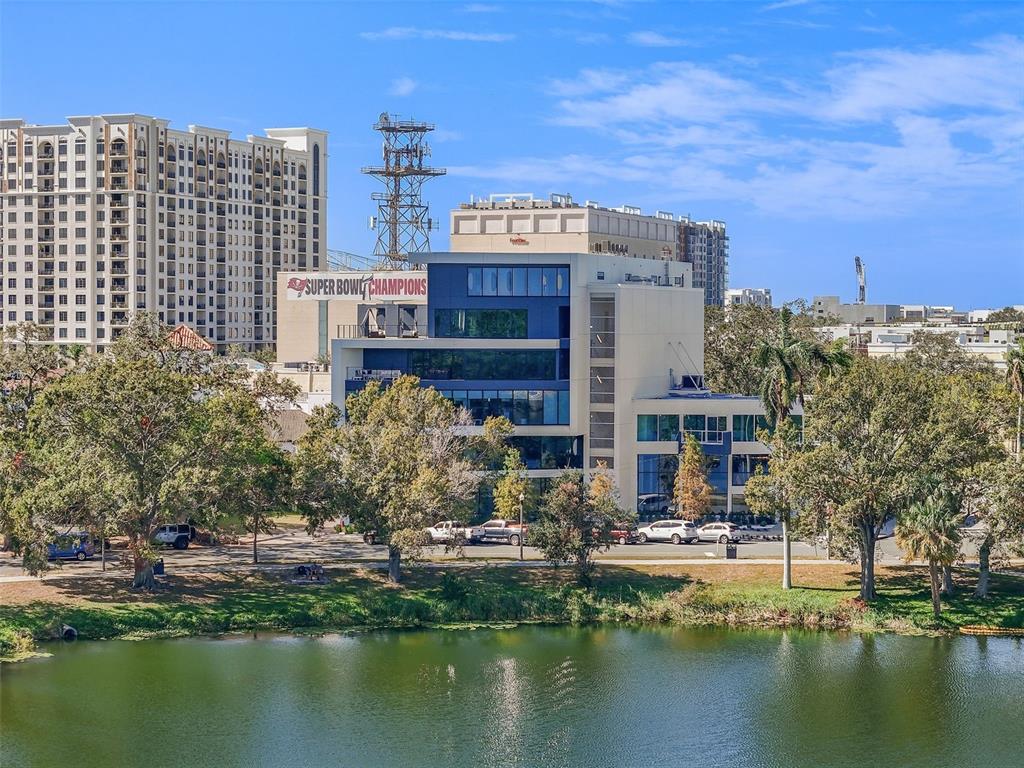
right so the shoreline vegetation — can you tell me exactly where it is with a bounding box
[3,563,1023,662]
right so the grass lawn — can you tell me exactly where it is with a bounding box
[2,562,1022,660]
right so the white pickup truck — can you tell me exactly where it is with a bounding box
[425,520,474,544]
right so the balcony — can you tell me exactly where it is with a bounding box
[110,143,128,158]
[110,160,128,174]
[110,181,128,191]
[110,195,128,208]
[347,367,403,383]
[38,162,55,176]
[111,211,128,224]
[39,181,55,192]
[38,197,54,209]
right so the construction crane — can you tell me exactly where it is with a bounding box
[854,256,866,304]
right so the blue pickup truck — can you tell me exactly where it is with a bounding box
[47,532,95,561]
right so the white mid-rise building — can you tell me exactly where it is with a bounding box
[0,114,327,351]
[725,288,772,308]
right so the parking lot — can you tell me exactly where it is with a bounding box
[0,525,930,581]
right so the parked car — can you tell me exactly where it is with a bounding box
[47,532,95,561]
[636,493,670,519]
[698,522,741,544]
[636,519,698,544]
[153,524,195,550]
[425,520,473,544]
[471,519,527,546]
[608,524,639,545]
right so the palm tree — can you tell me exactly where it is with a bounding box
[753,307,852,589]
[895,496,961,619]
[1006,340,1024,456]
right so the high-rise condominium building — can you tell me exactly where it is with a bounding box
[678,217,728,308]
[0,114,327,352]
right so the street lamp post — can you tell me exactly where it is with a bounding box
[518,491,525,562]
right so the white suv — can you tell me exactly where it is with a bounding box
[698,522,741,544]
[153,524,194,550]
[636,520,698,544]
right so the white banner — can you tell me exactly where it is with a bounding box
[284,272,427,302]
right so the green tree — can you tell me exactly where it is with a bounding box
[296,377,482,583]
[905,330,992,376]
[530,469,619,586]
[1005,339,1024,456]
[753,305,852,589]
[974,455,1024,598]
[895,496,961,619]
[493,448,534,524]
[211,392,294,564]
[985,306,1024,325]
[673,434,712,522]
[12,316,268,588]
[782,359,936,600]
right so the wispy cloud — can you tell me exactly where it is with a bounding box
[388,77,418,97]
[361,27,514,42]
[627,31,687,48]
[761,0,813,11]
[463,3,500,11]
[462,36,1024,219]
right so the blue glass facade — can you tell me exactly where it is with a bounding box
[345,259,573,416]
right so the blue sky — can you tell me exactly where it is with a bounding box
[2,1,1021,309]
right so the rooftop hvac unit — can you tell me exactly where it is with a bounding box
[585,200,599,208]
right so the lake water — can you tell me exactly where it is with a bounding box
[2,626,1023,768]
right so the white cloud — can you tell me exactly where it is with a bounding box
[361,27,514,42]
[388,77,418,97]
[761,0,813,11]
[460,36,1024,219]
[627,31,686,48]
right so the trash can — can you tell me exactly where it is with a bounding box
[153,558,165,575]
[725,544,738,560]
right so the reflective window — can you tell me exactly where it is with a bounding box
[434,309,526,338]
[467,267,481,296]
[467,265,570,297]
[410,349,556,380]
[436,388,569,425]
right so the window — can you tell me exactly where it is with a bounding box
[637,415,658,441]
[467,267,481,296]
[733,414,770,442]
[434,308,527,338]
[437,388,569,426]
[407,349,556,381]
[637,454,678,513]
[467,265,569,298]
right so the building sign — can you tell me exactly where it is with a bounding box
[509,236,529,245]
[284,272,428,302]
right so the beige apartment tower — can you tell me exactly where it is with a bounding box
[0,114,327,351]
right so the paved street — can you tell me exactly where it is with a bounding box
[0,526,960,582]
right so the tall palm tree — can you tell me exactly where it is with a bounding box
[895,496,961,619]
[753,307,852,589]
[1006,340,1024,456]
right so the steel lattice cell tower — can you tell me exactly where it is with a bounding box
[361,113,446,269]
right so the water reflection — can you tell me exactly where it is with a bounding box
[2,627,1022,768]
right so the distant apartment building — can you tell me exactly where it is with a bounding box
[725,287,771,308]
[449,194,728,305]
[678,217,728,308]
[820,323,1018,369]
[0,114,327,352]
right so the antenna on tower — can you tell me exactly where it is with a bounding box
[854,256,866,304]
[361,113,446,270]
